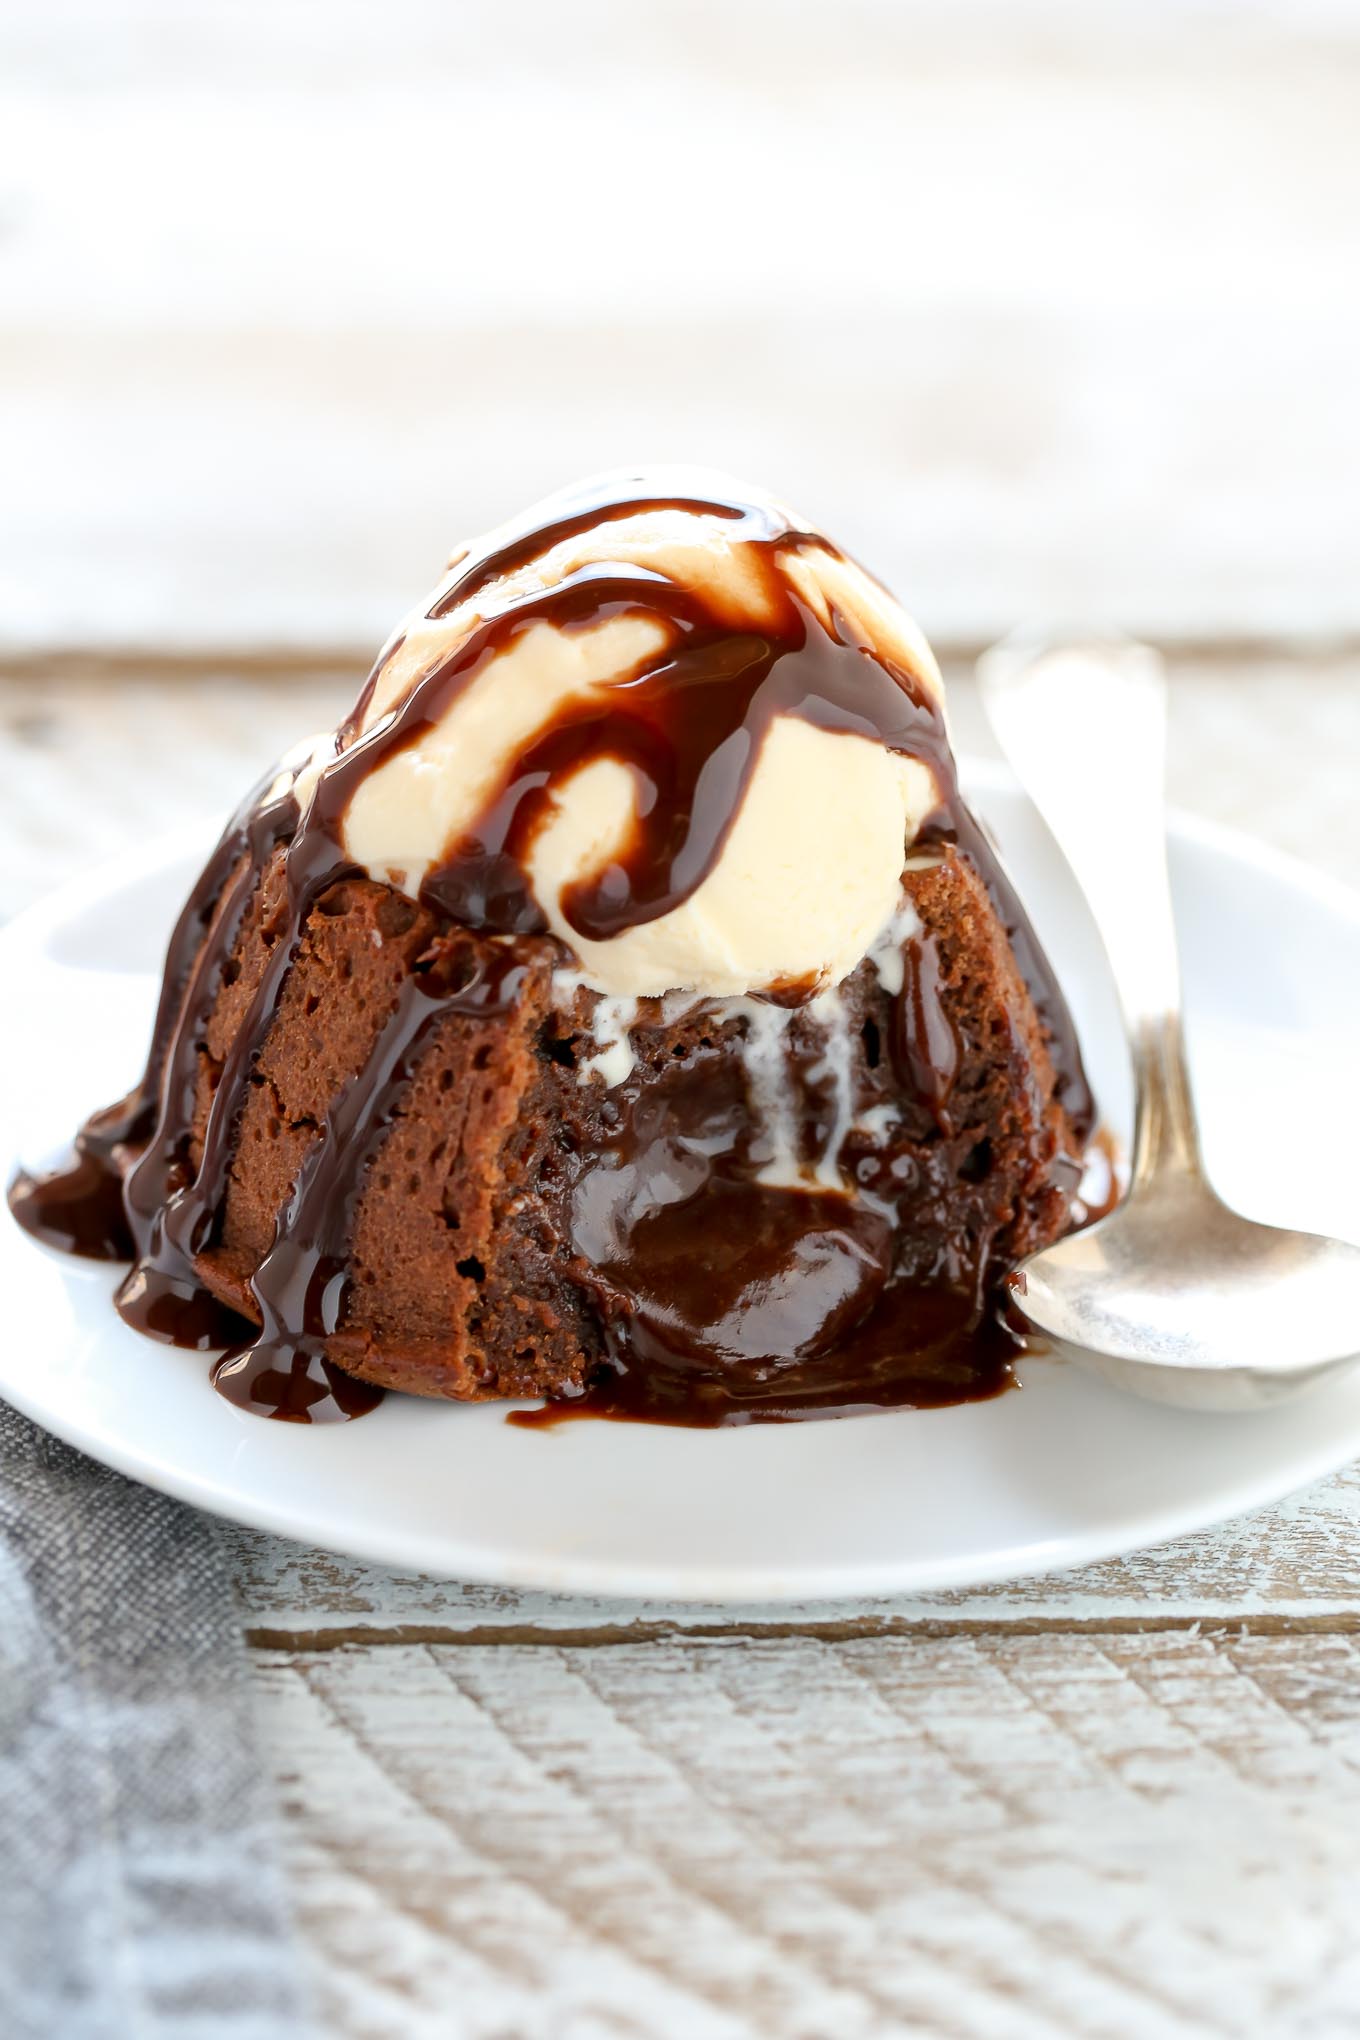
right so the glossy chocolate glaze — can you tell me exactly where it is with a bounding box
[891,929,961,1136]
[8,475,1093,1423]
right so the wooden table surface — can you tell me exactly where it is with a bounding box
[3,655,1358,2038]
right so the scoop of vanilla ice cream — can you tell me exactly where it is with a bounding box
[337,472,946,1000]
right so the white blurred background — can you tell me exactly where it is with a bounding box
[4,0,1359,659]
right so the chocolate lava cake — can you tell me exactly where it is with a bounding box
[10,473,1092,1424]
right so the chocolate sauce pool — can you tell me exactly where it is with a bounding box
[8,476,1093,1425]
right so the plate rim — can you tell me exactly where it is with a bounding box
[1,1317,1359,1603]
[3,759,1359,1602]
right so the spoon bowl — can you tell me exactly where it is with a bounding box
[1013,1184,1360,1411]
[980,630,1360,1411]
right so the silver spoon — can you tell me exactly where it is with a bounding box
[977,629,1360,1410]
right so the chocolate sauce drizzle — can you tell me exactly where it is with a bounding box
[209,947,528,1423]
[893,931,962,1136]
[6,764,287,1265]
[9,473,1092,1424]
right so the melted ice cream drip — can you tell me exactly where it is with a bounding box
[550,972,640,1086]
[582,996,641,1087]
[559,887,931,1195]
[854,1102,901,1141]
[804,990,857,1191]
[728,1000,803,1189]
[866,892,924,996]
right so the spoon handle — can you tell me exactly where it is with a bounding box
[976,631,1204,1190]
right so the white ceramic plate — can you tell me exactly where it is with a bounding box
[3,760,1359,1601]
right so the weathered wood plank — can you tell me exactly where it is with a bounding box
[230,1459,1360,1640]
[255,1626,1360,2038]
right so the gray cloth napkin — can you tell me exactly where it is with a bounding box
[0,1403,313,2039]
